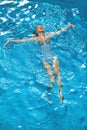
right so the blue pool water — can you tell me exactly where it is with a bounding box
[0,0,87,130]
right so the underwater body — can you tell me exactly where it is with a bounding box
[0,0,87,130]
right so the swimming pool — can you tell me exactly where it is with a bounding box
[0,0,87,130]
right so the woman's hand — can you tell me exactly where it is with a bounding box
[4,40,10,46]
[70,24,76,29]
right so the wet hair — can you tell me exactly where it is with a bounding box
[33,30,39,36]
[33,30,44,36]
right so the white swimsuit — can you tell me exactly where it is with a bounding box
[40,41,55,65]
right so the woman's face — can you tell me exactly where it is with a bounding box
[36,25,44,34]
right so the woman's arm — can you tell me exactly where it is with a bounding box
[46,24,76,39]
[4,37,37,46]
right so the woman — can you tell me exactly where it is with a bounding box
[4,24,75,101]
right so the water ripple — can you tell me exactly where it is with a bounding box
[0,1,87,130]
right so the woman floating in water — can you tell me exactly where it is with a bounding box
[4,24,75,101]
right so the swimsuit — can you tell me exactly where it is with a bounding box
[40,41,55,65]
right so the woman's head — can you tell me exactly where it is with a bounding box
[36,25,44,34]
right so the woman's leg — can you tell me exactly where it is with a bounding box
[53,56,60,75]
[43,61,55,91]
[53,56,64,101]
